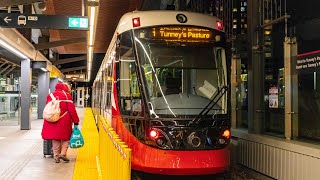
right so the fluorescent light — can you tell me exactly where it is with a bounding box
[40,68,48,72]
[88,46,93,61]
[87,1,99,82]
[89,7,96,46]
[88,46,93,54]
[0,39,28,59]
[87,71,91,81]
[87,45,93,80]
[0,137,6,140]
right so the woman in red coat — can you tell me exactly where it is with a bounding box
[41,83,80,163]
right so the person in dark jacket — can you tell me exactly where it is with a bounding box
[41,83,80,163]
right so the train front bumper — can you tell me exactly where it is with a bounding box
[131,144,230,175]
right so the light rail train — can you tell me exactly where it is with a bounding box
[92,10,230,176]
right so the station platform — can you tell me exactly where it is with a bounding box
[0,108,99,180]
[0,106,276,180]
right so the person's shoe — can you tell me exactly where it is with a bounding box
[59,155,70,162]
[54,158,60,163]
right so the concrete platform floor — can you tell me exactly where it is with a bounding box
[0,108,85,180]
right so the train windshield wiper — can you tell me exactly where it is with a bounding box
[188,86,228,126]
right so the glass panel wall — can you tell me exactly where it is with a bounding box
[31,84,38,120]
[263,23,285,136]
[298,72,320,140]
[236,64,248,128]
[291,0,320,142]
[0,74,21,126]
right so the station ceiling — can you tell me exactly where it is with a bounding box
[44,0,140,85]
[0,0,196,85]
[0,0,143,85]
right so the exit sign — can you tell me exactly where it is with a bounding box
[68,17,88,29]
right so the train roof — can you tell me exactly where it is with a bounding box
[116,10,224,34]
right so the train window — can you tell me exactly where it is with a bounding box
[117,60,143,115]
[116,31,143,116]
[104,43,115,113]
[134,26,228,117]
[115,31,145,138]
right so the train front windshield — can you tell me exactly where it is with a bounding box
[134,26,227,118]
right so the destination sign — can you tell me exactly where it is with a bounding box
[151,27,213,42]
[0,13,88,30]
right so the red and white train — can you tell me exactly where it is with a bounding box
[92,10,230,176]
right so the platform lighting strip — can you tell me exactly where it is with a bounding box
[0,39,28,59]
[87,0,99,82]
[40,68,48,72]
[0,39,66,81]
[0,39,66,80]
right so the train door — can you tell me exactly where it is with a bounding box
[105,43,116,126]
[77,87,85,107]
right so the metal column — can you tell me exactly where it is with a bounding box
[284,37,298,140]
[49,78,59,93]
[38,71,49,119]
[247,0,264,133]
[231,55,241,129]
[20,58,32,130]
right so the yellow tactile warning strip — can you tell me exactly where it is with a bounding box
[73,108,101,180]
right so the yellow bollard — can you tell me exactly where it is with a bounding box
[114,138,121,179]
[110,135,117,179]
[97,116,132,180]
[117,141,126,180]
[123,148,132,180]
[119,143,128,180]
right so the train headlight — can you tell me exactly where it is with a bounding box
[149,130,159,139]
[222,129,230,139]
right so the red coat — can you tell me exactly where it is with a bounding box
[41,83,80,140]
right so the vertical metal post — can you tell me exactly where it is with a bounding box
[291,37,298,139]
[248,0,264,133]
[20,58,32,130]
[284,37,298,140]
[231,55,241,128]
[49,78,59,94]
[38,71,49,119]
[231,55,238,129]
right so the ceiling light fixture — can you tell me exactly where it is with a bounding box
[87,0,99,82]
[0,39,28,59]
[40,67,48,72]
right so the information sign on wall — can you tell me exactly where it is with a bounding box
[296,50,320,73]
[269,87,278,108]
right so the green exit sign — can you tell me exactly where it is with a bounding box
[68,17,88,29]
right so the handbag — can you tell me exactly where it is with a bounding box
[69,125,84,148]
